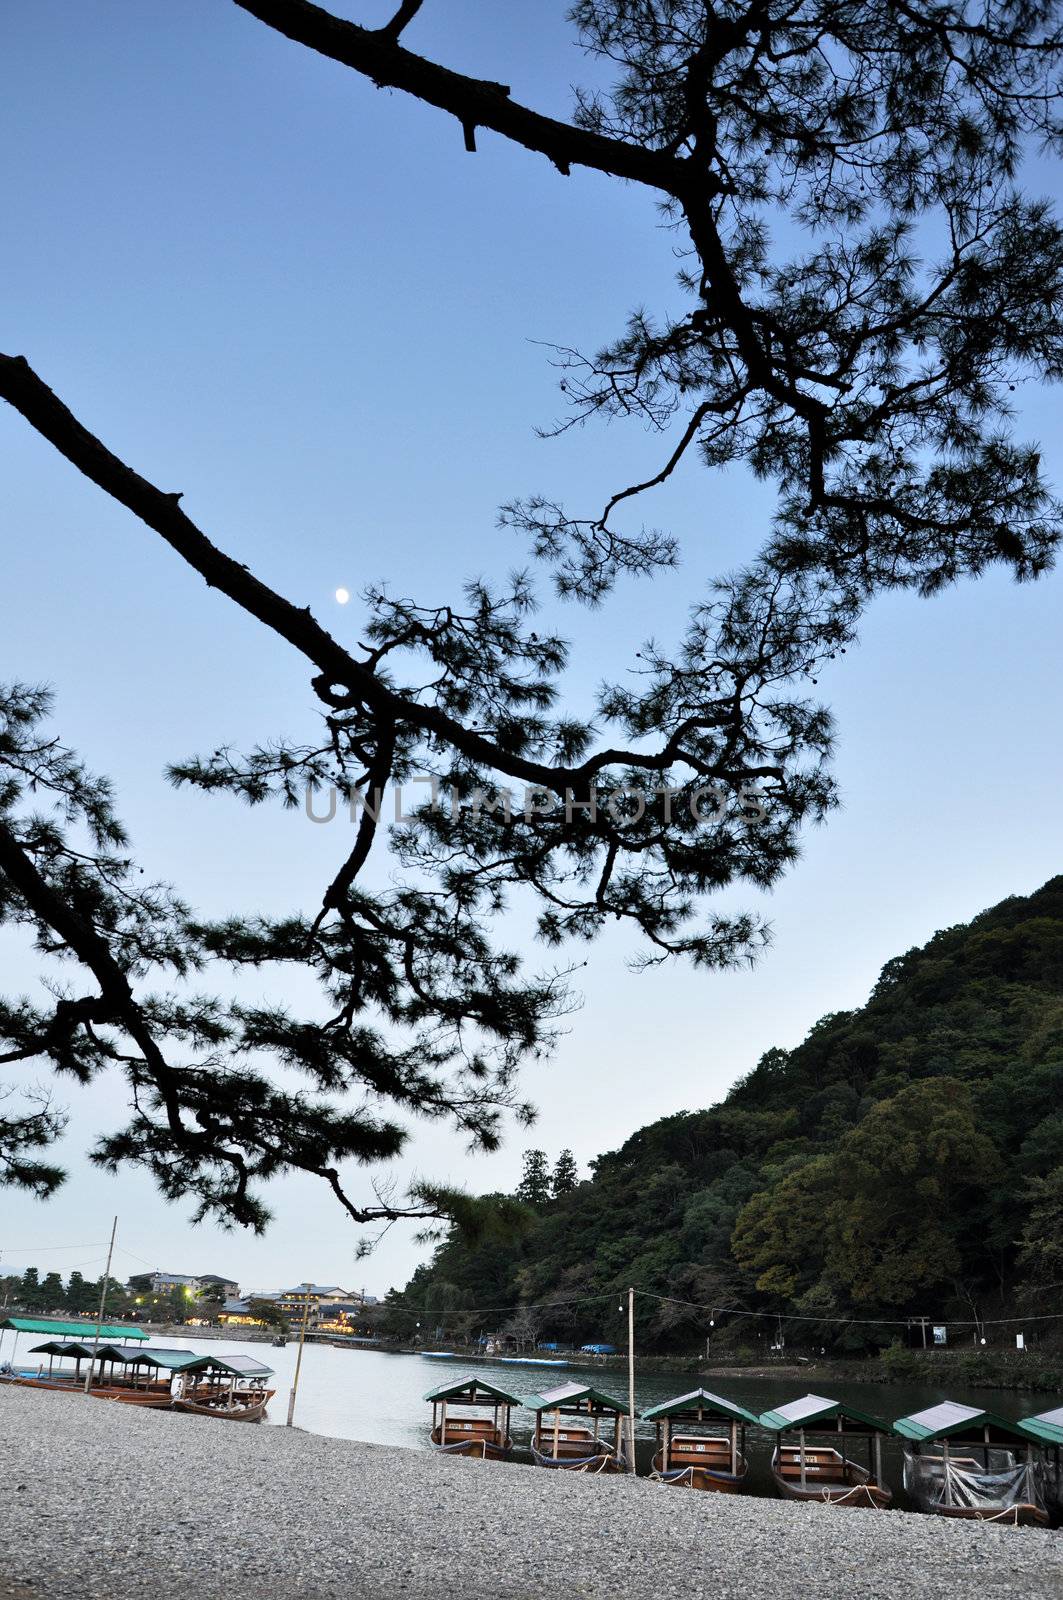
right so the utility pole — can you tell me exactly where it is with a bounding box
[626,1286,636,1475]
[286,1292,312,1427]
[84,1216,118,1394]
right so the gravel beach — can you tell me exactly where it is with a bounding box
[2,1384,1061,1599]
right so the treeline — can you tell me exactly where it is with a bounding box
[381,876,1063,1354]
[0,1267,224,1323]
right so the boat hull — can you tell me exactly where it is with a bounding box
[431,1432,513,1461]
[905,1451,1048,1525]
[772,1446,892,1508]
[531,1440,624,1474]
[923,1501,1049,1527]
[93,1388,174,1408]
[651,1449,746,1493]
[173,1393,271,1423]
[0,1373,171,1405]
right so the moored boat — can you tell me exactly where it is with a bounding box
[171,1353,276,1422]
[760,1394,893,1508]
[895,1401,1048,1525]
[173,1391,270,1422]
[643,1388,758,1491]
[15,1338,192,1404]
[524,1380,628,1473]
[424,1374,522,1459]
[1018,1405,1063,1513]
[0,1316,151,1394]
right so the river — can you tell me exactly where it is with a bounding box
[108,1334,1058,1494]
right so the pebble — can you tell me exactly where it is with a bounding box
[2,1384,1061,1598]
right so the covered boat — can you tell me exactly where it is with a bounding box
[1018,1405,1063,1513]
[894,1401,1047,1525]
[760,1394,893,1508]
[10,1339,193,1404]
[0,1316,149,1392]
[642,1388,758,1492]
[424,1374,522,1459]
[524,1380,629,1473]
[171,1353,276,1421]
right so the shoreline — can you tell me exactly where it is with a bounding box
[399,1345,1063,1393]
[3,1383,1063,1599]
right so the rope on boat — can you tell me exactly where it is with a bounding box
[819,1482,885,1508]
[531,1444,623,1474]
[977,1502,1040,1525]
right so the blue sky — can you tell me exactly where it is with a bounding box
[2,0,1062,1296]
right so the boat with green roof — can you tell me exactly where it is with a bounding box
[424,1374,522,1459]
[760,1394,893,1508]
[895,1401,1048,1525]
[642,1389,759,1492]
[523,1380,629,1473]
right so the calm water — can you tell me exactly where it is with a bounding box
[69,1334,1054,1493]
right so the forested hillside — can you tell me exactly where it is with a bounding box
[383,878,1063,1353]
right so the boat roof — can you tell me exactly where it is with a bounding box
[759,1393,891,1434]
[2,1316,148,1341]
[424,1373,524,1406]
[641,1388,760,1425]
[892,1401,1029,1443]
[523,1380,630,1416]
[26,1341,274,1378]
[1018,1405,1063,1446]
[28,1340,203,1370]
[183,1352,275,1379]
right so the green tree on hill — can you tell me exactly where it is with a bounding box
[552,1150,579,1197]
[1017,1167,1063,1305]
[391,878,1063,1347]
[733,1079,1003,1311]
[517,1150,552,1209]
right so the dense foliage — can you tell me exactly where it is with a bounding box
[385,876,1063,1351]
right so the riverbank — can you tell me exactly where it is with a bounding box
[403,1344,1063,1394]
[2,1384,1061,1599]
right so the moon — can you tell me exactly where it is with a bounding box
[335,587,350,605]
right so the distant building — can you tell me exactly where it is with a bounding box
[140,1271,241,1300]
[218,1298,265,1327]
[197,1273,240,1299]
[275,1283,352,1318]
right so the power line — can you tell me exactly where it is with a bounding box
[0,1242,108,1254]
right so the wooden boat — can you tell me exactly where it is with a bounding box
[896,1402,1048,1525]
[761,1394,893,1508]
[643,1389,758,1492]
[524,1380,628,1473]
[424,1374,522,1459]
[17,1339,187,1403]
[0,1370,168,1403]
[173,1390,272,1422]
[171,1353,277,1422]
[1018,1405,1063,1514]
[772,1442,891,1506]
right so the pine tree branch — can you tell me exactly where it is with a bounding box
[232,0,707,191]
[0,353,767,792]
